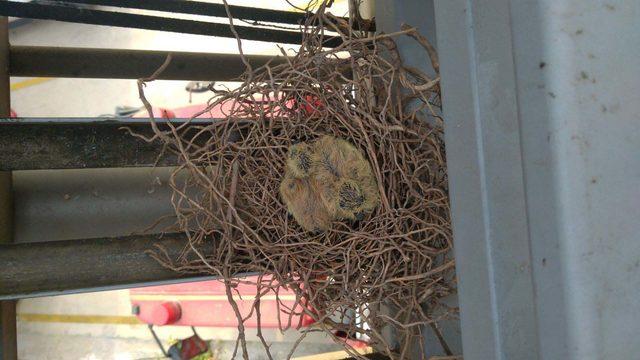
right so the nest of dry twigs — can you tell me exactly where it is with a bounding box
[135,1,455,359]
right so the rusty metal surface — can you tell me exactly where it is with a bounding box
[0,21,11,240]
[0,172,11,249]
[0,121,180,170]
[0,15,16,360]
[0,233,213,299]
[0,302,15,360]
[10,46,287,80]
[0,19,7,117]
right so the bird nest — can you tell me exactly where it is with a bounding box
[136,1,455,359]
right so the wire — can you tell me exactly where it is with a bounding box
[53,0,314,25]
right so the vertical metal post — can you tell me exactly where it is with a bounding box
[434,1,539,358]
[0,18,8,116]
[0,16,17,360]
[436,0,640,358]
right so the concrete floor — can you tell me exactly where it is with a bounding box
[8,1,349,359]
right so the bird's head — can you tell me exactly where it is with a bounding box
[335,178,379,221]
[337,179,366,213]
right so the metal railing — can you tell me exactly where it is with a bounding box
[0,4,379,358]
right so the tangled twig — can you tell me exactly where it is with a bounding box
[137,2,455,359]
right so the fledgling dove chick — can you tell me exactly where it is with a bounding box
[280,136,379,231]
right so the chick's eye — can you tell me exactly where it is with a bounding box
[288,182,295,189]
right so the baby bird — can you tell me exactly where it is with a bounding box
[280,136,379,232]
[312,136,380,221]
[280,173,332,231]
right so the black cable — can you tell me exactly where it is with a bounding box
[53,0,313,25]
[0,1,342,47]
[53,0,374,30]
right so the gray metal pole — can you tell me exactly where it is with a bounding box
[0,121,191,170]
[436,0,640,358]
[9,46,287,80]
[0,233,216,300]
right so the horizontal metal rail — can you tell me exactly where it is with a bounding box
[0,119,188,170]
[0,233,214,299]
[9,46,286,80]
[55,0,375,31]
[56,0,313,26]
[0,1,342,47]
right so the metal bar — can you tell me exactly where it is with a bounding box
[0,233,213,300]
[437,0,640,356]
[9,46,287,80]
[0,1,342,47]
[434,1,539,359]
[0,120,195,170]
[433,0,640,357]
[0,303,15,360]
[0,171,12,258]
[0,19,7,116]
[57,0,311,26]
[55,0,375,31]
[0,16,16,360]
[147,325,168,357]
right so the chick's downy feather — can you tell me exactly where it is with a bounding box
[279,173,332,231]
[286,142,313,178]
[311,136,380,221]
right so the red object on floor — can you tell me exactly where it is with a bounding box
[130,276,315,329]
[168,334,209,360]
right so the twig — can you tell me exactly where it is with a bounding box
[400,23,439,74]
[133,3,453,359]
